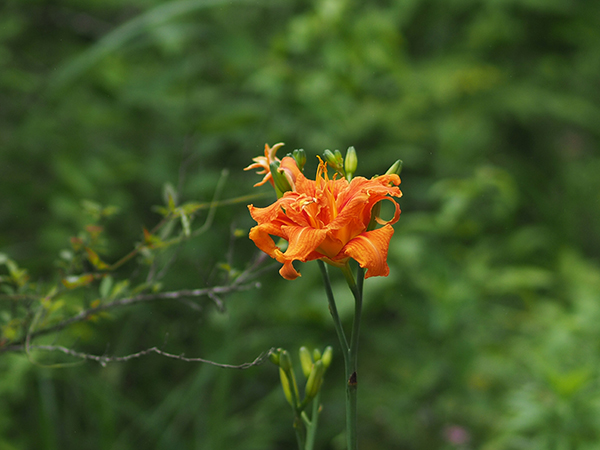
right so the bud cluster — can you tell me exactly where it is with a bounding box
[322,147,358,181]
[269,346,333,412]
[249,144,402,197]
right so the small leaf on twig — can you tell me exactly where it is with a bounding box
[180,211,191,237]
[61,274,96,289]
[85,248,110,270]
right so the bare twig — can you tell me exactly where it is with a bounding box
[0,281,260,354]
[207,291,225,312]
[8,344,275,369]
[236,252,278,284]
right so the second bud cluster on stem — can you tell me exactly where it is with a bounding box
[270,346,333,411]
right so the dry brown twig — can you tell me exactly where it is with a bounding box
[15,344,275,369]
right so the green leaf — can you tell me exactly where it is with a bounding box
[99,275,114,299]
[61,274,96,289]
[85,248,110,270]
[163,182,178,212]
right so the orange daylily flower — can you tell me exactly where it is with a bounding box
[244,142,285,187]
[248,156,402,280]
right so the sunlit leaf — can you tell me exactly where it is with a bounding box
[85,248,110,270]
[61,274,95,289]
[99,275,114,299]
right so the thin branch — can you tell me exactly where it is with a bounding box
[0,281,260,354]
[9,344,275,369]
[235,252,277,284]
[207,291,225,312]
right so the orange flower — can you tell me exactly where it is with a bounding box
[244,142,285,187]
[248,156,402,280]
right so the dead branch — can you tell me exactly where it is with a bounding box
[0,280,261,354]
[9,344,275,369]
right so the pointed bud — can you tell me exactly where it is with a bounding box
[385,159,403,176]
[312,348,322,362]
[344,146,357,180]
[279,368,295,406]
[279,349,293,372]
[299,347,313,378]
[321,346,333,369]
[269,348,281,366]
[291,149,307,171]
[333,149,343,164]
[323,149,345,174]
[304,359,325,400]
[270,161,293,198]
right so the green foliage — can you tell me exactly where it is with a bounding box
[1,0,600,448]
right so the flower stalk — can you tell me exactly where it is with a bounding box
[318,260,364,450]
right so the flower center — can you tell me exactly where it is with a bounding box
[315,159,338,222]
[300,197,321,229]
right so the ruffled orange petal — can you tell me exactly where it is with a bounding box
[274,225,329,279]
[340,225,395,278]
[373,198,402,226]
[281,225,328,262]
[280,156,315,196]
[244,143,285,187]
[248,224,282,258]
[279,260,301,280]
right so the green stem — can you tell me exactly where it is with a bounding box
[294,417,306,450]
[304,391,321,450]
[318,260,364,450]
[346,266,364,450]
[283,366,305,450]
[317,261,350,361]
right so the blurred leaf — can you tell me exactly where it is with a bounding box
[50,0,265,88]
[180,210,191,237]
[99,275,114,299]
[61,274,96,289]
[85,247,110,270]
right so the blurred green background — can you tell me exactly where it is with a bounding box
[2,0,600,448]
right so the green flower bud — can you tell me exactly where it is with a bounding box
[279,368,295,407]
[333,149,343,164]
[385,159,403,176]
[299,346,313,378]
[323,149,344,172]
[312,348,322,362]
[270,161,293,198]
[323,149,335,165]
[321,346,333,369]
[279,349,293,372]
[304,359,325,400]
[344,146,357,180]
[292,149,307,171]
[269,348,281,366]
